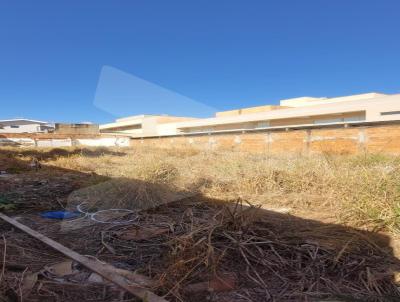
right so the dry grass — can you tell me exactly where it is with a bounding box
[18,146,396,234]
[1,145,400,232]
[1,146,400,301]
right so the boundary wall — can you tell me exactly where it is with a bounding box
[0,133,130,147]
[130,123,400,155]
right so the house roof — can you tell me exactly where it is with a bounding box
[0,118,49,124]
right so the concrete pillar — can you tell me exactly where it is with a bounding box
[358,128,367,153]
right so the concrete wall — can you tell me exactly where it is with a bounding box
[55,123,99,135]
[76,137,130,147]
[131,124,400,155]
[3,124,400,155]
[0,134,130,147]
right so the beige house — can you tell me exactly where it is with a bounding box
[100,115,196,136]
[100,92,400,137]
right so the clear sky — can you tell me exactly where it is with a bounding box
[1,1,400,123]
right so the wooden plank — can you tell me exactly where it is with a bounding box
[0,213,168,302]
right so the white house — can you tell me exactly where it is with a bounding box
[0,119,54,133]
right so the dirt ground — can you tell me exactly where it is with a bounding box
[0,148,399,302]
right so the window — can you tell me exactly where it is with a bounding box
[10,125,20,128]
[314,116,365,124]
[256,121,270,128]
[344,116,364,122]
[313,118,342,125]
[381,111,400,116]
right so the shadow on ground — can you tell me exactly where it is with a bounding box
[0,148,399,302]
[0,137,127,160]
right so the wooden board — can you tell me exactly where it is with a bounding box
[0,213,168,302]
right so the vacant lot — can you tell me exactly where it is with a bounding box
[0,146,399,301]
[43,146,400,233]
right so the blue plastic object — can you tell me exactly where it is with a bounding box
[40,211,80,220]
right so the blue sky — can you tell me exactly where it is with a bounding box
[1,1,399,123]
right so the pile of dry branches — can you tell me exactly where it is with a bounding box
[0,198,399,301]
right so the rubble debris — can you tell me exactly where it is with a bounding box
[88,272,104,283]
[20,272,38,297]
[0,212,168,302]
[0,162,399,301]
[1,196,400,301]
[44,260,76,277]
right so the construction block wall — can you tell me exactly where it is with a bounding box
[131,124,400,155]
[55,123,99,135]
